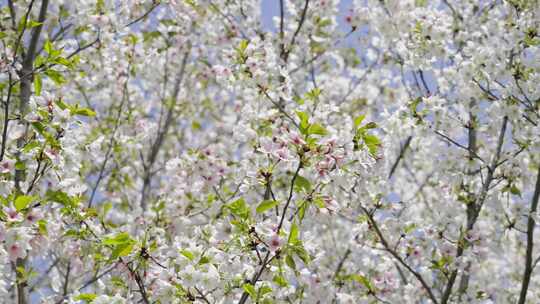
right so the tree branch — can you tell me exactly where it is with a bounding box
[284,0,310,62]
[517,163,540,304]
[441,116,508,304]
[140,49,190,211]
[125,1,160,27]
[361,206,439,304]
[14,2,49,303]
[388,136,412,179]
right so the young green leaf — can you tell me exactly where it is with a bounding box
[74,294,97,303]
[351,274,374,292]
[364,122,377,129]
[288,221,299,244]
[294,175,311,192]
[273,275,288,287]
[180,249,195,261]
[15,195,35,211]
[256,200,279,213]
[110,242,134,259]
[44,40,53,54]
[242,283,256,299]
[227,197,250,219]
[285,254,296,270]
[354,114,366,127]
[364,134,381,157]
[296,111,310,132]
[103,232,134,245]
[73,107,96,117]
[44,69,66,85]
[307,123,327,136]
[34,73,42,96]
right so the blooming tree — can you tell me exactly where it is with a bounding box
[0,0,539,303]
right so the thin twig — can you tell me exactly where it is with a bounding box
[276,161,302,233]
[125,1,160,27]
[388,136,412,179]
[440,116,508,304]
[361,206,439,304]
[284,0,310,62]
[140,49,190,210]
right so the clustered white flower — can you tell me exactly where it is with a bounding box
[0,0,538,304]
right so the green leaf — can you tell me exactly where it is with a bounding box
[259,285,272,296]
[524,37,540,46]
[44,69,65,85]
[143,31,161,42]
[238,40,249,52]
[354,114,366,127]
[198,255,210,265]
[27,20,43,28]
[110,242,134,259]
[350,274,374,291]
[409,97,422,116]
[256,200,279,213]
[307,123,327,136]
[96,0,105,13]
[292,244,310,264]
[296,111,309,132]
[318,18,332,27]
[273,275,288,287]
[103,232,133,245]
[288,221,299,244]
[313,197,325,208]
[293,95,304,105]
[294,175,311,192]
[191,120,201,130]
[53,57,73,68]
[73,107,96,117]
[364,134,381,157]
[15,161,25,170]
[103,232,136,259]
[364,122,377,129]
[44,40,53,54]
[242,283,256,299]
[404,222,417,234]
[297,200,307,221]
[37,219,48,235]
[180,249,195,261]
[227,197,250,220]
[524,28,540,46]
[74,293,97,303]
[285,254,296,270]
[14,195,35,211]
[510,185,522,197]
[305,88,321,100]
[31,121,46,135]
[45,190,73,206]
[34,74,42,96]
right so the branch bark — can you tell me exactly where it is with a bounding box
[517,163,540,304]
[283,0,310,62]
[441,116,508,304]
[361,206,439,304]
[388,135,412,179]
[140,50,189,211]
[456,108,477,299]
[14,1,49,303]
[237,160,302,304]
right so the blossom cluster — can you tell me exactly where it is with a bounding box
[0,0,539,304]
